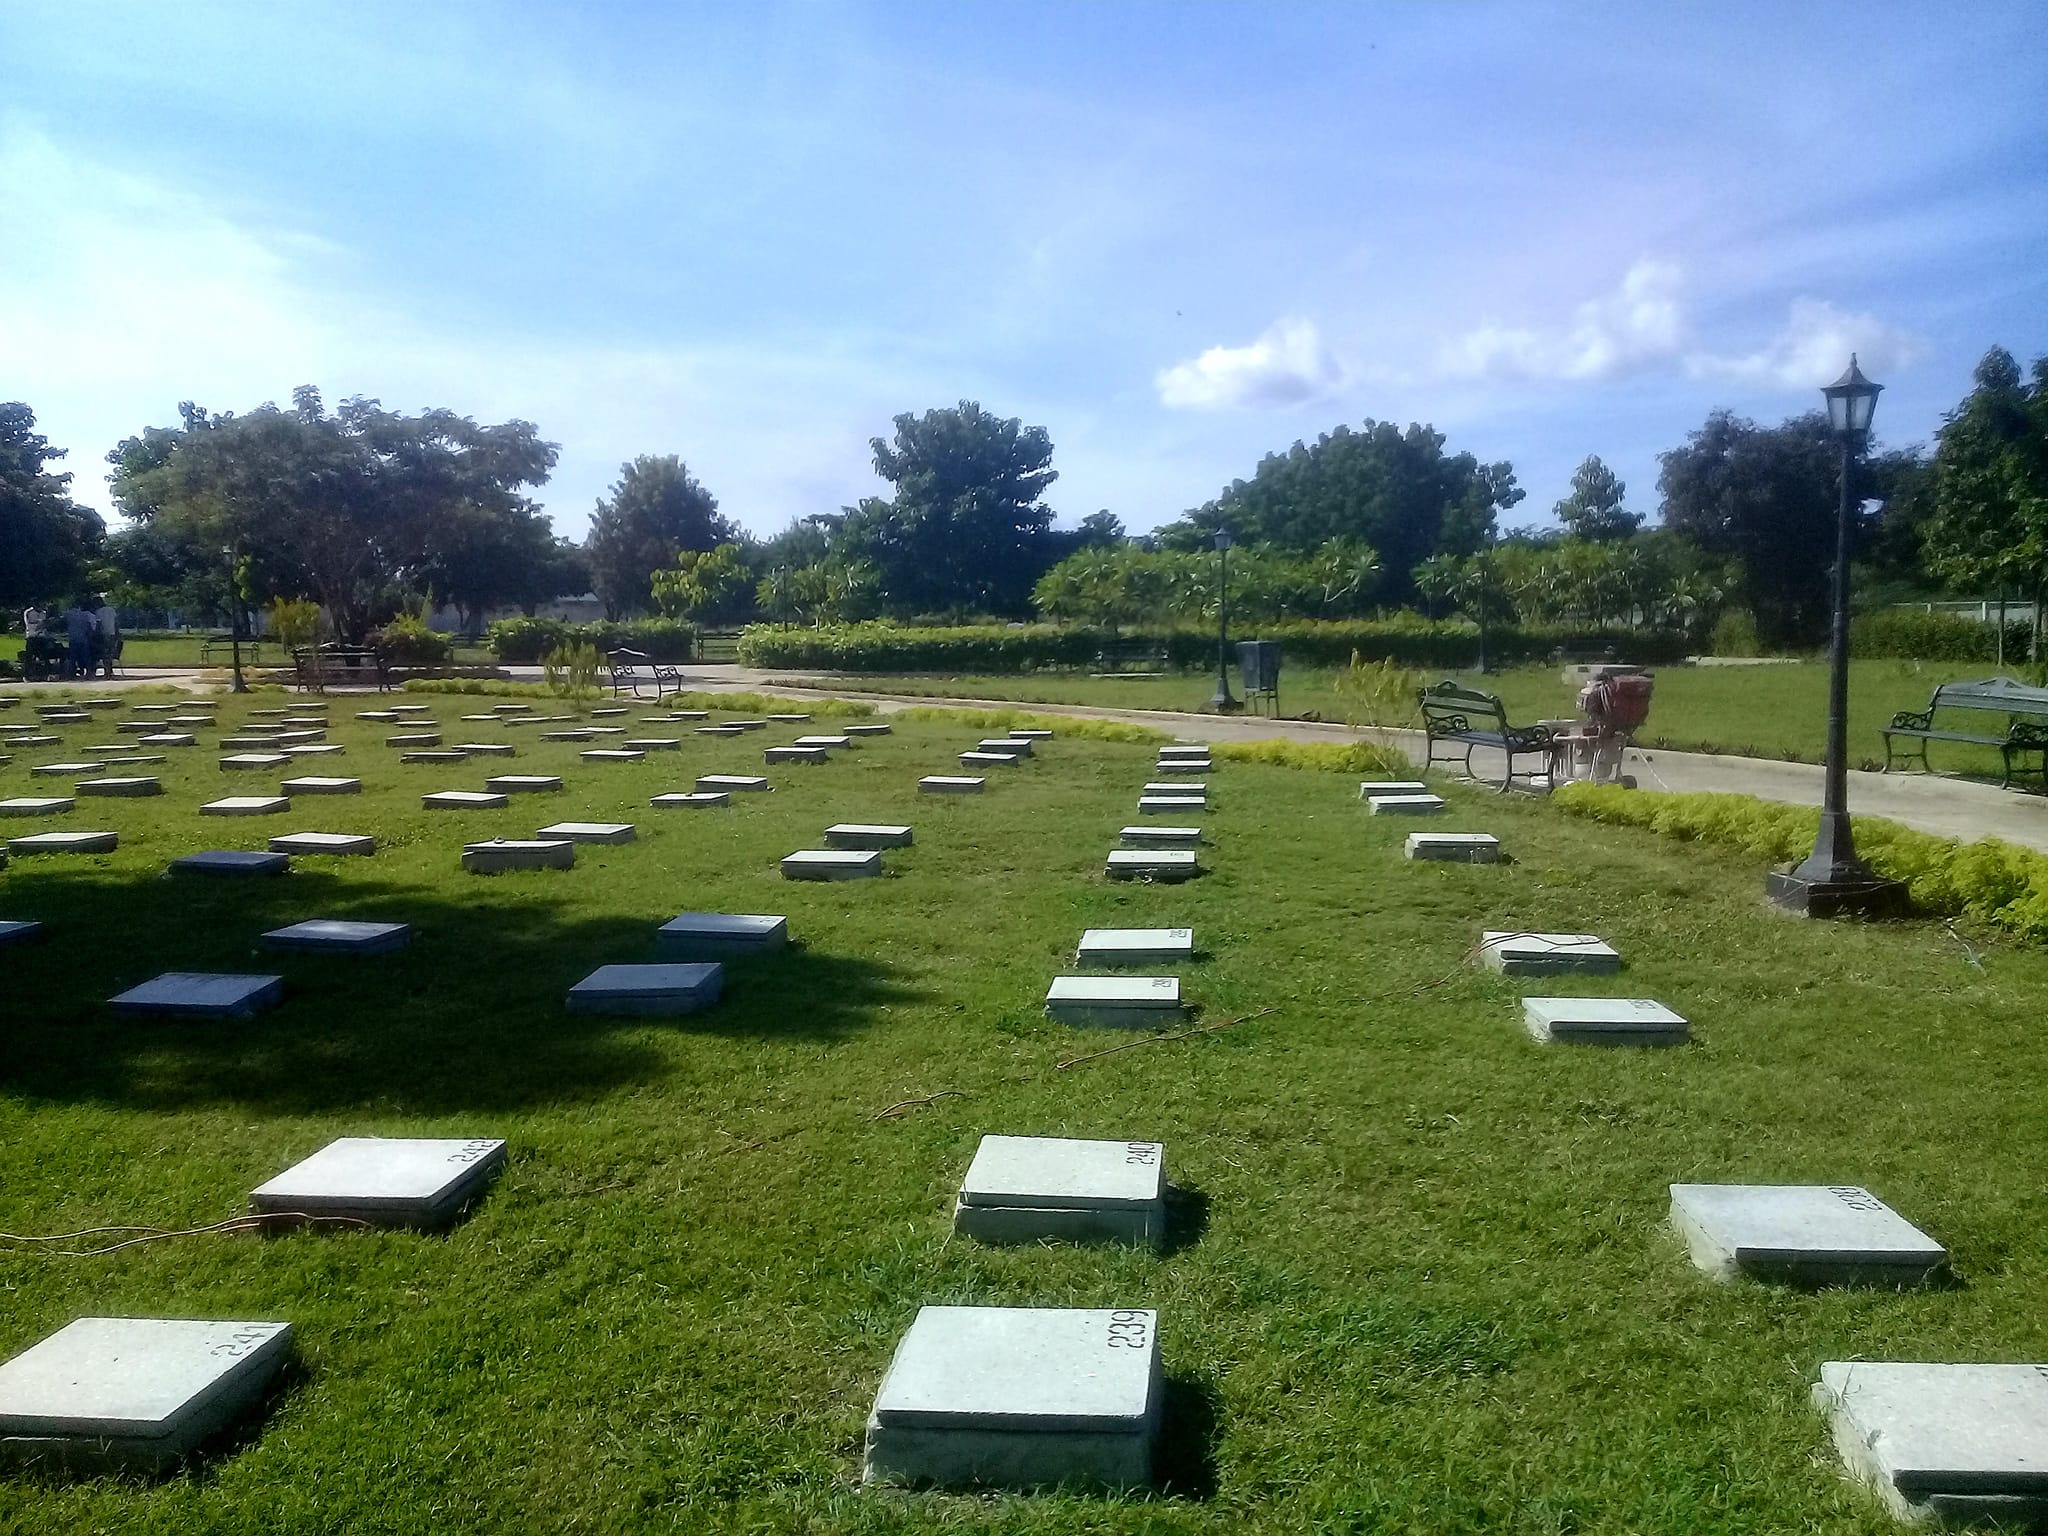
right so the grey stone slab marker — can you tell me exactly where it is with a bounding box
[273,731,324,745]
[920,775,985,794]
[623,738,680,751]
[237,726,289,736]
[954,1135,1167,1247]
[1359,780,1429,798]
[1077,928,1194,967]
[251,1136,504,1228]
[0,1317,292,1472]
[1141,781,1205,796]
[491,703,534,713]
[9,830,117,855]
[959,751,1019,769]
[666,709,709,720]
[1010,728,1053,740]
[1045,974,1182,1028]
[824,823,912,850]
[281,776,361,795]
[386,732,442,747]
[96,755,163,768]
[461,713,502,723]
[77,698,122,710]
[221,753,291,771]
[843,722,893,736]
[580,748,646,762]
[280,743,344,757]
[130,704,178,714]
[782,849,883,881]
[170,850,291,877]
[566,962,723,1015]
[764,746,828,764]
[259,919,411,955]
[31,762,101,776]
[1406,832,1501,863]
[584,726,629,735]
[1157,744,1209,758]
[83,744,138,754]
[38,711,90,724]
[422,790,509,809]
[401,751,467,764]
[1369,794,1446,815]
[1671,1185,1947,1285]
[1813,1361,2048,1525]
[1523,996,1686,1046]
[733,719,772,731]
[388,704,433,716]
[1480,932,1621,974]
[535,821,636,844]
[219,736,274,749]
[1119,825,1201,847]
[1153,759,1210,775]
[461,838,575,873]
[976,738,1030,758]
[356,710,400,721]
[695,725,745,736]
[486,774,562,793]
[8,735,61,747]
[108,972,285,1017]
[766,712,810,723]
[451,742,516,756]
[864,1306,1161,1490]
[0,797,73,816]
[1105,849,1199,882]
[0,920,45,947]
[654,912,787,959]
[1137,795,1206,815]
[590,706,627,717]
[651,791,729,809]
[794,734,854,750]
[268,832,375,856]
[203,796,290,816]
[697,774,769,792]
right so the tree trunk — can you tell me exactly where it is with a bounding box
[1997,587,2007,667]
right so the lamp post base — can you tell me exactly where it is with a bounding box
[1207,692,1241,715]
[1765,867,1908,919]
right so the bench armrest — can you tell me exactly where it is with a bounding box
[1887,708,1934,731]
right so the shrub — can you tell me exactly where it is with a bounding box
[1330,651,1424,728]
[487,617,697,664]
[1850,608,2032,663]
[1209,738,1411,775]
[1709,609,1762,657]
[890,706,1165,744]
[399,678,875,717]
[373,615,455,668]
[541,641,603,699]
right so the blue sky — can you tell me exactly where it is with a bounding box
[3,1,2043,544]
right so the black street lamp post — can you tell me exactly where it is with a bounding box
[1208,529,1240,713]
[223,543,249,695]
[1766,355,1904,918]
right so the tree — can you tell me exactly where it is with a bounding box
[1553,455,1643,541]
[1077,510,1126,546]
[585,455,734,618]
[1,402,105,612]
[420,498,561,637]
[651,543,756,625]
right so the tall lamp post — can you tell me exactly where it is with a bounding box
[223,543,249,695]
[1766,355,1903,917]
[1207,529,1240,713]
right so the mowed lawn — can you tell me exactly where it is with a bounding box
[3,687,2047,1534]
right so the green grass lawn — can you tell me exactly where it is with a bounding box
[4,688,2047,1532]
[95,637,495,669]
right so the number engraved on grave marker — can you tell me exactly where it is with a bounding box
[447,1139,498,1164]
[1828,1186,1884,1212]
[1105,1310,1149,1349]
[1125,1142,1160,1165]
[210,1325,275,1358]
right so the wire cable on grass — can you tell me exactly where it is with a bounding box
[0,1211,374,1257]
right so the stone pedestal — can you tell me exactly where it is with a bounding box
[1077,928,1194,967]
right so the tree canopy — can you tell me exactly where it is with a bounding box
[584,455,734,618]
[1,403,105,612]
[1553,454,1643,541]
[1922,347,2048,607]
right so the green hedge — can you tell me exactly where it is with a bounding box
[487,618,697,664]
[735,619,1691,673]
[1850,609,2033,663]
[1555,783,2048,943]
[399,678,874,717]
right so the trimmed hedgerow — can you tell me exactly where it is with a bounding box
[399,678,875,717]
[889,706,1165,744]
[486,618,697,664]
[1849,608,2035,663]
[1208,738,1413,776]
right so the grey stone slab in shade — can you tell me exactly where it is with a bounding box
[729,718,768,730]
[584,726,628,735]
[697,774,770,792]
[1813,1362,2048,1525]
[794,734,854,750]
[10,830,117,854]
[1119,825,1201,846]
[38,711,90,724]
[490,703,534,713]
[0,797,73,816]
[1481,931,1620,974]
[1141,782,1205,797]
[763,746,828,764]
[268,832,375,856]
[975,738,1030,757]
[203,796,290,816]
[766,712,811,723]
[387,704,434,715]
[1045,974,1181,1027]
[108,971,285,1016]
[0,1317,292,1472]
[355,710,400,721]
[281,776,361,795]
[402,751,469,764]
[1522,996,1685,1046]
[651,791,729,809]
[843,722,893,736]
[1105,849,1199,882]
[451,742,516,756]
[272,731,324,745]
[1360,780,1429,798]
[1137,796,1207,815]
[1671,1184,1946,1285]
[955,1134,1166,1247]
[566,962,723,1015]
[259,919,411,955]
[0,920,45,947]
[824,823,912,850]
[220,736,275,749]
[1369,794,1446,815]
[864,1306,1160,1490]
[83,744,137,754]
[237,725,290,736]
[535,821,635,844]
[386,732,442,747]
[76,698,122,710]
[250,1136,504,1227]
[622,738,680,751]
[31,762,100,776]
[100,755,164,768]
[695,725,745,736]
[280,743,345,757]
[1153,759,1210,775]
[221,753,291,771]
[1077,928,1194,967]
[422,790,509,809]
[1157,744,1209,758]
[486,774,562,793]
[462,838,575,873]
[655,912,787,959]
[581,748,646,762]
[782,849,883,880]
[1406,832,1500,862]
[8,734,61,747]
[590,706,628,717]
[959,751,1019,768]
[141,734,198,747]
[170,850,291,877]
[920,775,985,793]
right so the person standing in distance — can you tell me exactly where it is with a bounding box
[94,594,120,677]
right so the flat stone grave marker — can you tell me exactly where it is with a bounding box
[388,704,433,716]
[1045,974,1182,1028]
[32,762,102,776]
[280,717,328,729]
[235,725,289,736]
[955,1135,1167,1247]
[462,838,574,873]
[220,735,277,749]
[652,789,731,810]
[824,823,912,850]
[696,725,745,736]
[1370,794,1447,816]
[655,912,786,959]
[1813,1362,2048,1525]
[461,713,503,723]
[260,919,411,955]
[1152,758,1210,775]
[109,971,285,1016]
[959,751,1019,769]
[170,850,290,877]
[623,738,680,751]
[386,732,442,748]
[793,734,854,750]
[163,716,213,729]
[77,698,122,709]
[0,919,45,947]
[765,745,828,765]
[585,726,628,735]
[1523,996,1686,1046]
[281,776,361,795]
[535,821,635,844]
[590,707,627,717]
[766,712,810,723]
[1010,728,1053,740]
[667,709,709,720]
[8,734,61,747]
[697,774,769,793]
[1078,928,1194,967]
[130,704,177,715]
[1671,1184,1946,1285]
[843,722,892,736]
[83,743,140,753]
[38,711,90,724]
[74,775,161,798]
[1157,745,1209,759]
[1142,781,1206,797]
[783,848,883,881]
[251,1136,504,1228]
[729,718,769,731]
[864,1305,1161,1491]
[581,748,646,763]
[1105,849,1199,883]
[10,830,117,855]
[490,703,534,713]
[1481,932,1621,974]
[1407,832,1501,863]
[1137,795,1207,816]
[247,708,289,717]
[273,731,325,746]
[268,832,375,856]
[566,962,723,1016]
[402,750,469,764]
[98,754,163,768]
[1,797,73,816]
[356,710,400,721]
[450,742,516,756]
[975,739,1029,757]
[1360,780,1429,798]
[423,790,509,810]
[1120,825,1201,847]
[203,796,290,816]
[920,775,984,794]
[486,774,562,793]
[542,729,597,742]
[0,1317,292,1472]
[221,753,291,771]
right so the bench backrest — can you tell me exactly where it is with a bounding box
[1932,676,2048,720]
[1417,680,1508,730]
[606,647,650,676]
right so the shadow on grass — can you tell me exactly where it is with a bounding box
[2,866,924,1117]
[1151,1372,1222,1499]
[1161,1183,1210,1256]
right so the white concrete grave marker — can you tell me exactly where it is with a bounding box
[1481,932,1620,974]
[766,713,810,723]
[109,971,285,1017]
[566,962,723,1015]
[0,919,45,946]
[733,715,773,728]
[864,1306,1161,1490]
[451,742,516,756]
[1157,744,1209,759]
[667,709,710,720]
[1813,1362,2048,1525]
[955,1135,1167,1247]
[764,745,828,764]
[38,711,90,724]
[1009,728,1053,740]
[591,706,627,717]
[919,775,985,793]
[403,751,467,765]
[422,790,509,810]
[273,731,324,745]
[584,726,628,735]
[651,791,729,809]
[251,1136,504,1228]
[542,728,598,742]
[0,1317,292,1471]
[485,774,562,793]
[959,751,1019,769]
[794,734,854,750]
[782,849,883,881]
[203,796,290,816]
[356,710,400,722]
[0,797,73,817]
[1671,1184,1947,1285]
[170,850,290,877]
[580,748,646,762]
[1119,825,1202,847]
[461,838,574,873]
[219,736,275,749]
[1406,832,1501,863]
[1369,794,1446,815]
[696,725,745,736]
[1137,795,1207,815]
[9,830,117,855]
[623,738,680,751]
[824,823,912,849]
[1359,780,1429,798]
[268,832,375,856]
[8,735,61,747]
[221,753,291,771]
[281,776,361,795]
[73,776,161,798]
[1105,849,1199,882]
[260,919,410,955]
[280,744,344,758]
[386,733,442,748]
[975,738,1030,758]
[843,722,893,736]
[535,822,635,844]
[655,913,786,959]
[130,704,177,715]
[697,774,769,793]
[1153,758,1210,775]
[491,703,534,713]
[1141,782,1205,797]
[1044,974,1182,1028]
[1523,997,1686,1046]
[1077,928,1194,968]
[31,762,101,776]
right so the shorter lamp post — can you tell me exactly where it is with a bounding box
[223,545,249,695]
[1766,355,1903,917]
[1207,529,1240,713]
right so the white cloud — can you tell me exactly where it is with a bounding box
[1686,297,1924,390]
[1155,317,1345,411]
[1437,259,1686,383]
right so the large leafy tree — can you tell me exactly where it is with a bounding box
[1922,348,2048,629]
[585,455,734,618]
[1,402,105,612]
[1553,454,1643,541]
